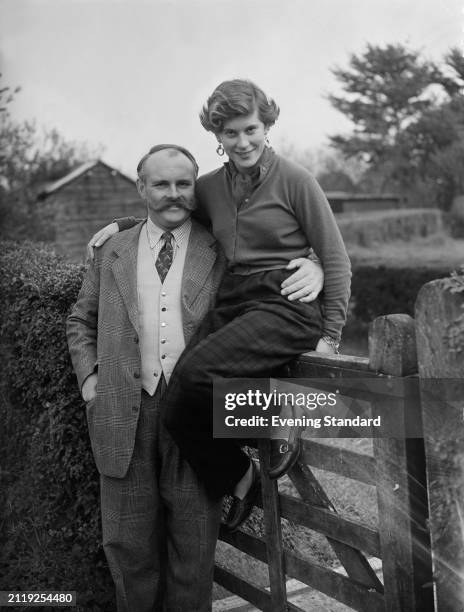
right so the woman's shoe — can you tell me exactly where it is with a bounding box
[226,460,261,532]
[267,424,304,479]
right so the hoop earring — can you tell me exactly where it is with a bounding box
[216,143,225,156]
[265,135,270,147]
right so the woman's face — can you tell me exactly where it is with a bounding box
[218,109,268,170]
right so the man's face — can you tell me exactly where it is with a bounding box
[137,150,196,230]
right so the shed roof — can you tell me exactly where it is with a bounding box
[38,159,135,198]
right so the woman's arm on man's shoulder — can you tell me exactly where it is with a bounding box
[86,217,141,260]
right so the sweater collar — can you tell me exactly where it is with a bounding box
[225,146,275,183]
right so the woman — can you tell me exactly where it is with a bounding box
[92,79,351,530]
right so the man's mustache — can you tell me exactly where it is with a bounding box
[158,197,196,211]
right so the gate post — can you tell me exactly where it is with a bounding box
[369,314,433,611]
[416,278,464,611]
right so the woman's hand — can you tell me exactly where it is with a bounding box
[315,337,337,354]
[87,222,119,260]
[281,257,324,302]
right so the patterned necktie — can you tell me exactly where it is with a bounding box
[155,232,174,283]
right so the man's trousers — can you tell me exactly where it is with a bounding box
[100,387,222,612]
[163,269,323,498]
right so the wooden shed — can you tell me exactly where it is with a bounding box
[37,160,146,262]
[326,191,402,214]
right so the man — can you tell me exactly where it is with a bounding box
[67,145,226,612]
[68,144,323,611]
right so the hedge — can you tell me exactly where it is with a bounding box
[0,241,114,611]
[350,263,456,322]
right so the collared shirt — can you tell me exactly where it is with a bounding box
[226,146,275,206]
[146,216,192,261]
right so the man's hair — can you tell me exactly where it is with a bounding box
[199,79,280,134]
[137,144,199,181]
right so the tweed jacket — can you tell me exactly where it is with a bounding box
[67,219,226,478]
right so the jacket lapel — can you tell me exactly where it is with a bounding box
[111,223,144,333]
[182,221,218,309]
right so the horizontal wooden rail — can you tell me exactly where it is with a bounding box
[293,352,372,371]
[285,550,384,612]
[214,564,272,611]
[285,352,373,379]
[300,439,375,486]
[277,494,381,558]
[214,564,305,612]
[219,524,266,561]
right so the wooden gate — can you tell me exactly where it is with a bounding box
[213,297,453,611]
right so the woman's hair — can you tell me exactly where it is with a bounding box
[199,79,280,134]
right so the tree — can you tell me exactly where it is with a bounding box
[329,44,437,167]
[401,49,464,207]
[406,95,464,208]
[313,149,365,193]
[0,75,103,240]
[434,47,464,97]
[328,44,464,207]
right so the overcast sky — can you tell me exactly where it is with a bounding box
[1,0,463,177]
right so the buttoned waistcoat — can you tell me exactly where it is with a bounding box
[67,220,225,478]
